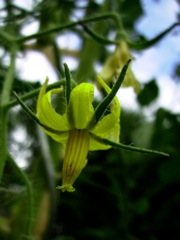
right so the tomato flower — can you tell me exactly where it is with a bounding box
[36,76,120,192]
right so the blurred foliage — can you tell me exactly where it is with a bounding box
[0,0,180,240]
[137,79,159,106]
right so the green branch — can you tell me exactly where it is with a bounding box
[16,13,120,43]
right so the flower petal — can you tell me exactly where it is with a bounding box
[90,76,120,150]
[67,83,95,129]
[37,79,71,143]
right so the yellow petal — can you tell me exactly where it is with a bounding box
[67,83,95,129]
[57,129,89,192]
[37,77,49,111]
[37,79,71,131]
[36,79,71,143]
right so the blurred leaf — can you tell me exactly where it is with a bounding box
[137,79,159,106]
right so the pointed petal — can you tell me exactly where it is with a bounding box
[90,76,120,150]
[67,83,95,129]
[37,77,49,111]
[36,79,71,143]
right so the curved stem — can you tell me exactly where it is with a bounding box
[16,13,120,43]
[81,24,119,45]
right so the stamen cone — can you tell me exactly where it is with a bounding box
[57,129,89,192]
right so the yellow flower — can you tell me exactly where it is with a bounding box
[36,76,120,192]
[99,40,141,93]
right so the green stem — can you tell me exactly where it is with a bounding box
[16,13,120,43]
[0,45,17,181]
[8,155,34,238]
[81,24,118,45]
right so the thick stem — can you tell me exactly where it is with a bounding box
[0,45,17,181]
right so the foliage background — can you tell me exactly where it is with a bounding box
[0,0,180,240]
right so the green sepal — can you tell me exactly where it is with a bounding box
[95,59,131,123]
[13,91,42,125]
[63,63,72,105]
[103,138,170,157]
